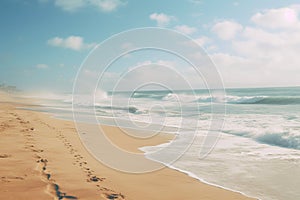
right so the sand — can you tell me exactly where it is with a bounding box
[0,92,255,200]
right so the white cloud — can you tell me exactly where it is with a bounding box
[130,60,177,69]
[53,0,125,12]
[211,20,243,40]
[251,6,300,29]
[211,53,248,68]
[181,36,212,50]
[89,0,126,12]
[47,36,96,51]
[232,25,300,62]
[149,13,175,27]
[175,25,197,35]
[211,51,300,87]
[36,64,48,69]
[194,36,211,46]
[157,60,177,67]
[211,54,266,87]
[242,27,284,45]
[205,5,300,87]
[207,45,218,51]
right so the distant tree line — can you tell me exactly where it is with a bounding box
[0,83,19,93]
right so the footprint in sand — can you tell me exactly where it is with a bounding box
[32,149,44,153]
[48,183,78,200]
[26,145,43,153]
[88,176,105,182]
[1,176,25,183]
[101,192,125,200]
[0,154,12,158]
[35,158,78,200]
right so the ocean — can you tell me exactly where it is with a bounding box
[24,86,300,200]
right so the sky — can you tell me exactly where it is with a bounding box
[1,0,300,92]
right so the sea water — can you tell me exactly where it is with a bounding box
[25,86,300,200]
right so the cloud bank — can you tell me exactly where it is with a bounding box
[209,4,300,87]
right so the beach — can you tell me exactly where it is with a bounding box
[2,1,300,199]
[0,92,255,200]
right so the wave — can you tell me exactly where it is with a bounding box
[230,96,300,105]
[131,92,202,104]
[96,105,139,114]
[162,93,178,101]
[124,90,300,105]
[195,95,300,105]
[132,92,167,100]
[255,133,300,149]
[223,129,300,150]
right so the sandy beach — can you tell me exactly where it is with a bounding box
[0,92,255,200]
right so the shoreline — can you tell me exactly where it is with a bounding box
[147,157,259,200]
[0,92,256,200]
[139,140,259,200]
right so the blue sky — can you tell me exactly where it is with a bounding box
[1,0,300,92]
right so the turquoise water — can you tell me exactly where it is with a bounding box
[25,86,300,200]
